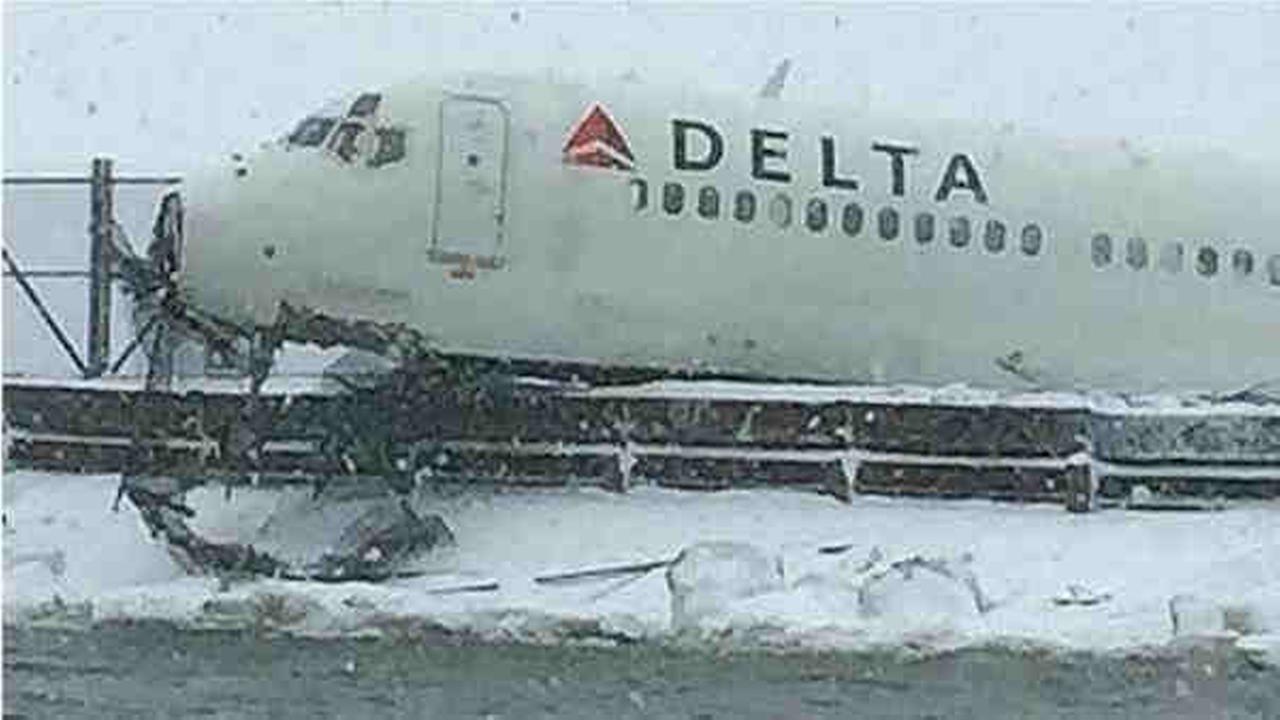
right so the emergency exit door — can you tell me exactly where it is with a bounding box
[431,95,509,269]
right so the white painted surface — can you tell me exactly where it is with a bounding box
[175,69,1279,396]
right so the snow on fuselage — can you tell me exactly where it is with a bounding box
[179,73,1279,394]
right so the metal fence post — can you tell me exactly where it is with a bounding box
[87,157,114,378]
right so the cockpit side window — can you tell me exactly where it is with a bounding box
[287,116,337,147]
[369,127,407,168]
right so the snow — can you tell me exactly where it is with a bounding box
[7,373,1277,423]
[1,374,336,397]
[588,380,1280,417]
[7,374,1276,421]
[5,470,1280,664]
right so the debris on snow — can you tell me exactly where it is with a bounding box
[855,553,994,620]
[666,542,785,630]
[1053,584,1113,607]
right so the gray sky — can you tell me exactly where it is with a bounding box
[6,2,1280,175]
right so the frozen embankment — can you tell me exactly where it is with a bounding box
[4,471,1279,664]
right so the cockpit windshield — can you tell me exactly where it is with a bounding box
[348,93,381,118]
[287,116,337,147]
[283,93,406,167]
[284,98,345,148]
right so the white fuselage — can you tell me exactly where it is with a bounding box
[179,73,1279,394]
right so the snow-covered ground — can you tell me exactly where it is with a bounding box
[4,470,1278,665]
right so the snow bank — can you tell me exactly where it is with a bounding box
[5,470,1280,659]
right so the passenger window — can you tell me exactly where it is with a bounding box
[1159,242,1184,273]
[1091,233,1113,267]
[805,198,829,232]
[1020,224,1043,256]
[287,117,337,148]
[1196,246,1218,277]
[733,190,756,223]
[630,178,648,211]
[914,213,935,244]
[697,186,720,219]
[841,202,864,237]
[662,182,685,215]
[983,219,1006,253]
[348,93,381,118]
[1269,255,1280,286]
[1125,237,1148,270]
[949,216,971,248]
[1232,249,1254,277]
[769,193,793,228]
[878,207,900,241]
[368,127,406,167]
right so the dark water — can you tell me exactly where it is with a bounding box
[4,623,1278,719]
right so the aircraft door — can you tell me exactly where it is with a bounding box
[431,95,509,271]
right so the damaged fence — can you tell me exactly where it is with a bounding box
[3,159,182,379]
[5,375,1280,511]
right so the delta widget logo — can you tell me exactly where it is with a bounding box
[562,104,635,171]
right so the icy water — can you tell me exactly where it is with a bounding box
[4,624,1278,720]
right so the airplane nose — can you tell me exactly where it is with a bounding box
[170,167,277,329]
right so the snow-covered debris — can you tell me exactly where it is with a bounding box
[855,553,992,622]
[321,349,397,391]
[4,549,66,579]
[1223,603,1269,636]
[6,471,1280,657]
[1239,635,1280,668]
[1053,584,1112,607]
[1169,594,1279,640]
[310,498,454,580]
[666,541,784,630]
[1169,594,1229,637]
[1169,592,1280,642]
[219,489,457,580]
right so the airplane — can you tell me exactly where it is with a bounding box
[139,67,1279,398]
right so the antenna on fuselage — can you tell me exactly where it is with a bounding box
[759,58,792,100]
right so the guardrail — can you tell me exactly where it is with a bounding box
[3,158,181,378]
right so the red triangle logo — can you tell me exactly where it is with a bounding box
[563,104,635,171]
